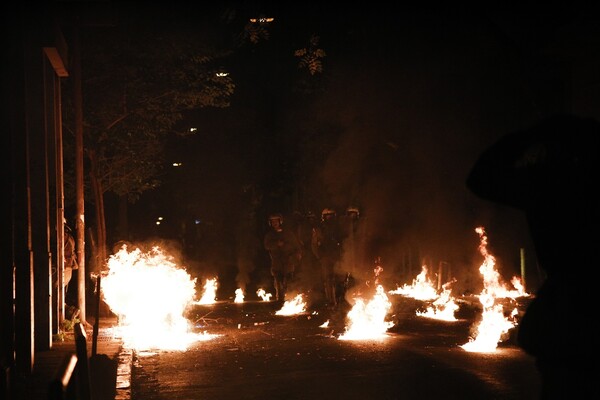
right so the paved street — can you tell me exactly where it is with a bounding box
[129,296,540,400]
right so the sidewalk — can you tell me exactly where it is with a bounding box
[11,316,131,400]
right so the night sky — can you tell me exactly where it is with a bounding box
[116,2,600,295]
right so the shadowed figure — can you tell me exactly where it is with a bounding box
[466,114,600,399]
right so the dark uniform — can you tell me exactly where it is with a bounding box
[264,214,302,302]
[312,208,342,309]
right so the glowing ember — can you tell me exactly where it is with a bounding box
[275,294,307,315]
[234,288,244,303]
[194,277,218,305]
[338,285,394,341]
[388,265,438,300]
[256,288,272,301]
[461,227,518,352]
[102,246,218,351]
[416,280,459,321]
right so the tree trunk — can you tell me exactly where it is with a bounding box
[88,150,107,272]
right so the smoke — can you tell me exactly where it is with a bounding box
[288,11,538,293]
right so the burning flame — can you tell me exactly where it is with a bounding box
[388,265,438,300]
[256,288,272,301]
[195,277,218,305]
[102,246,219,351]
[234,288,244,303]
[275,294,307,315]
[416,280,459,321]
[461,227,518,352]
[339,285,394,340]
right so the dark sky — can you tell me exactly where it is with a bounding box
[122,2,600,294]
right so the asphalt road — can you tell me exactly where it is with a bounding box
[129,296,541,400]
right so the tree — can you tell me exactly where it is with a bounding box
[62,6,235,270]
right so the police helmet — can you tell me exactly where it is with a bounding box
[268,213,283,226]
[321,208,336,221]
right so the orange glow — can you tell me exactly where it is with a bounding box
[234,288,244,303]
[339,285,394,341]
[256,288,272,301]
[275,294,307,315]
[461,227,519,353]
[102,246,219,351]
[388,265,438,300]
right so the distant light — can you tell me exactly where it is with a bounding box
[194,219,201,225]
[155,221,161,225]
[157,217,164,220]
[172,162,183,167]
[216,72,229,77]
[190,127,197,133]
[249,17,274,23]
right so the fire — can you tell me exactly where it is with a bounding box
[256,288,272,301]
[195,277,218,305]
[416,280,459,321]
[275,294,307,315]
[388,265,438,300]
[338,285,394,340]
[234,288,244,303]
[461,227,518,352]
[102,246,219,351]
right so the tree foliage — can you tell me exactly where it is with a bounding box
[73,18,235,202]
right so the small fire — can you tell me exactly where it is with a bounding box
[338,285,394,340]
[195,278,218,305]
[416,280,459,321]
[102,246,219,351]
[461,227,518,353]
[256,288,272,301]
[388,265,438,300]
[275,294,307,315]
[234,288,244,303]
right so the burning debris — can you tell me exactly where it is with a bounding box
[194,277,218,305]
[461,227,521,353]
[338,285,394,341]
[234,288,245,303]
[416,279,459,321]
[389,265,440,300]
[256,288,273,301]
[102,246,219,351]
[275,294,307,315]
[389,265,460,321]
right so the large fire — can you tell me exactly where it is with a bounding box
[102,246,219,351]
[461,227,521,353]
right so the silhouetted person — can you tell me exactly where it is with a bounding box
[264,213,302,302]
[467,114,600,399]
[312,208,343,309]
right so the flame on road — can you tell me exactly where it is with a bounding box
[194,277,218,305]
[388,265,439,300]
[390,265,459,321]
[275,294,307,315]
[102,246,219,351]
[339,285,394,340]
[234,288,244,303]
[256,288,272,301]
[461,227,518,353]
[415,280,459,321]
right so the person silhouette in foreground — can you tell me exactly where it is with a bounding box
[466,114,600,399]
